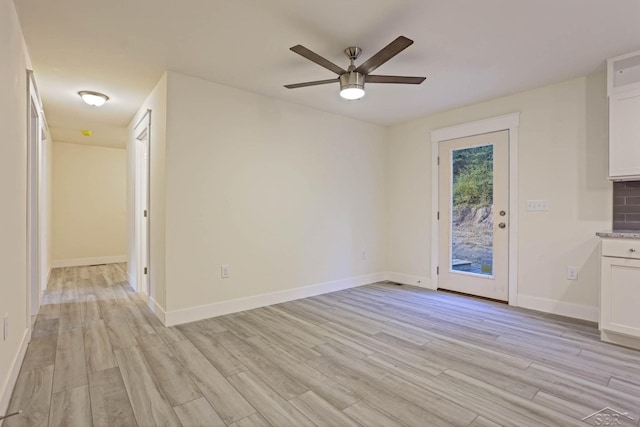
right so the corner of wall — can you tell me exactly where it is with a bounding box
[128,72,168,313]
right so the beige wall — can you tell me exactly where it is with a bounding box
[52,142,127,263]
[134,70,611,323]
[0,0,31,413]
[130,71,388,318]
[387,73,611,319]
[164,71,387,312]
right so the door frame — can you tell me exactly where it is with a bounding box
[26,70,44,326]
[133,109,151,297]
[430,113,520,306]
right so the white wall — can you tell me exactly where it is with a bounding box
[0,0,31,414]
[387,73,611,320]
[52,141,127,266]
[129,73,167,306]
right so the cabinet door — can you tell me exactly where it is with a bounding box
[610,89,640,179]
[601,256,640,337]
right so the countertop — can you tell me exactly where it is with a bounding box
[596,230,640,239]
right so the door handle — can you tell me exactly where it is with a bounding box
[498,222,506,229]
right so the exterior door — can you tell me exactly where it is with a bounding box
[438,130,509,301]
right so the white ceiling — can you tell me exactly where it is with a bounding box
[13,0,640,148]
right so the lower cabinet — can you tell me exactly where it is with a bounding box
[600,239,640,349]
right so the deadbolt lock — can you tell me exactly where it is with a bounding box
[499,210,506,216]
[498,222,506,229]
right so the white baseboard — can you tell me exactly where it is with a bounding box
[165,272,386,326]
[385,272,433,289]
[51,255,127,268]
[517,294,599,322]
[148,296,166,325]
[128,273,136,292]
[0,328,30,420]
[41,265,51,292]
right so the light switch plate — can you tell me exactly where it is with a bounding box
[526,200,549,211]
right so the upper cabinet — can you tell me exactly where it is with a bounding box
[608,50,640,181]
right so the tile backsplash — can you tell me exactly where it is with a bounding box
[613,181,640,230]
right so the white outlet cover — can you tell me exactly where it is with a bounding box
[221,265,230,279]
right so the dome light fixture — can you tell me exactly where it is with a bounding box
[339,72,365,100]
[78,90,109,107]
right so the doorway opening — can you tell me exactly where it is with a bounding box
[134,110,151,297]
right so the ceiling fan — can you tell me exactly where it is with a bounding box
[284,36,426,100]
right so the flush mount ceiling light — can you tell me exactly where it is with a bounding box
[78,91,109,107]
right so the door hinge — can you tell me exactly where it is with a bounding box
[144,267,148,275]
[437,211,439,220]
[437,156,440,166]
[437,266,439,275]
[144,210,148,218]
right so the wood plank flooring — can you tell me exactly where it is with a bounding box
[6,264,640,426]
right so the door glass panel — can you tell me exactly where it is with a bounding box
[450,144,494,276]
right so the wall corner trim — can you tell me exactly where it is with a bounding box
[0,328,30,417]
[128,273,136,293]
[43,266,52,292]
[148,296,167,326]
[164,272,387,326]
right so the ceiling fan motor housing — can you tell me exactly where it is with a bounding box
[340,71,365,90]
[339,71,365,100]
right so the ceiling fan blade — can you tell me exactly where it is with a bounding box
[355,36,414,75]
[290,45,347,75]
[366,75,426,84]
[284,78,339,89]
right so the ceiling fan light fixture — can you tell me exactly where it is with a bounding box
[78,90,109,107]
[339,72,365,100]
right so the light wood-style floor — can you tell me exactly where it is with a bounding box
[6,264,640,426]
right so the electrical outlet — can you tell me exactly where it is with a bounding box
[221,265,230,279]
[567,266,578,281]
[3,314,8,341]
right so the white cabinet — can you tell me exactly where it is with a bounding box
[600,238,640,350]
[607,51,640,181]
[609,89,640,180]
